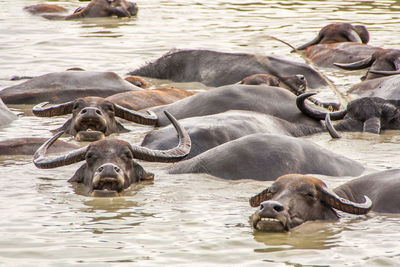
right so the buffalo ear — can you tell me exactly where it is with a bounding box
[134,162,154,181]
[68,164,86,183]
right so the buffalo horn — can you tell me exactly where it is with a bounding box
[368,69,400,76]
[333,55,374,70]
[128,111,191,162]
[320,187,372,215]
[32,101,74,117]
[325,114,341,138]
[33,131,87,169]
[249,187,271,207]
[296,34,322,51]
[114,104,158,125]
[297,93,347,121]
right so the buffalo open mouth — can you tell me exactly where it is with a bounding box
[91,175,124,197]
[251,213,287,232]
[76,129,105,142]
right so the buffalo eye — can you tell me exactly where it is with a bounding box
[302,191,316,200]
[73,102,82,111]
[102,103,115,113]
[121,150,133,161]
[85,151,97,162]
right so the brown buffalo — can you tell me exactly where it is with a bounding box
[295,23,381,68]
[334,49,400,80]
[0,138,79,156]
[33,111,191,197]
[32,96,157,141]
[24,4,67,14]
[107,87,195,111]
[249,174,372,232]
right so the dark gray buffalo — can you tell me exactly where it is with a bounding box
[148,84,323,127]
[0,98,17,127]
[334,49,400,81]
[296,23,381,68]
[0,71,141,104]
[32,96,158,141]
[141,110,324,159]
[250,170,400,232]
[168,133,364,180]
[33,111,191,197]
[128,49,328,88]
[347,73,400,100]
[298,93,400,135]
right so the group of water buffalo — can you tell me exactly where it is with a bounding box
[2,2,400,232]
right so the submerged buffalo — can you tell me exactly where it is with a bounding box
[334,49,400,80]
[168,133,364,180]
[347,74,400,100]
[0,71,141,104]
[106,87,195,111]
[148,84,323,127]
[141,110,324,159]
[33,111,191,197]
[250,170,400,232]
[129,49,328,88]
[297,93,400,135]
[0,138,79,156]
[32,96,158,141]
[26,0,138,20]
[296,23,381,68]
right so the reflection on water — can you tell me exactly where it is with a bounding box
[1,0,400,266]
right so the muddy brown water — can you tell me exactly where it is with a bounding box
[1,1,400,266]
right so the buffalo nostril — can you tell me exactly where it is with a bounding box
[273,204,284,212]
[81,109,87,114]
[260,204,264,210]
[114,166,120,173]
[95,110,102,115]
[97,166,104,173]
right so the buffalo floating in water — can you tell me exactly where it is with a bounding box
[141,110,325,159]
[32,96,158,142]
[296,23,381,68]
[129,49,328,88]
[347,74,400,100]
[26,0,138,20]
[297,93,400,135]
[0,138,79,156]
[33,111,191,197]
[0,98,17,127]
[0,71,141,105]
[148,84,323,127]
[250,169,400,232]
[168,133,364,180]
[334,49,400,81]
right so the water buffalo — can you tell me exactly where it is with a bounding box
[24,4,67,14]
[297,93,400,135]
[128,49,328,88]
[33,111,191,197]
[35,0,138,20]
[334,49,400,80]
[0,98,17,127]
[141,110,324,159]
[148,84,323,127]
[0,138,79,156]
[168,133,364,180]
[106,87,195,111]
[32,96,157,142]
[347,74,400,100]
[250,169,400,232]
[0,71,141,104]
[295,23,381,68]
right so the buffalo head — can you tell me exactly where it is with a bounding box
[296,23,369,51]
[33,96,157,141]
[249,174,371,232]
[297,93,400,136]
[334,49,400,80]
[33,111,191,197]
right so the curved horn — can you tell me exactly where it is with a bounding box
[114,105,158,125]
[297,93,347,121]
[32,101,74,117]
[320,187,372,215]
[325,114,341,138]
[368,69,400,76]
[33,131,87,169]
[129,111,191,162]
[354,25,369,44]
[249,187,271,207]
[346,29,363,43]
[333,56,374,70]
[296,34,322,50]
[363,117,381,134]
